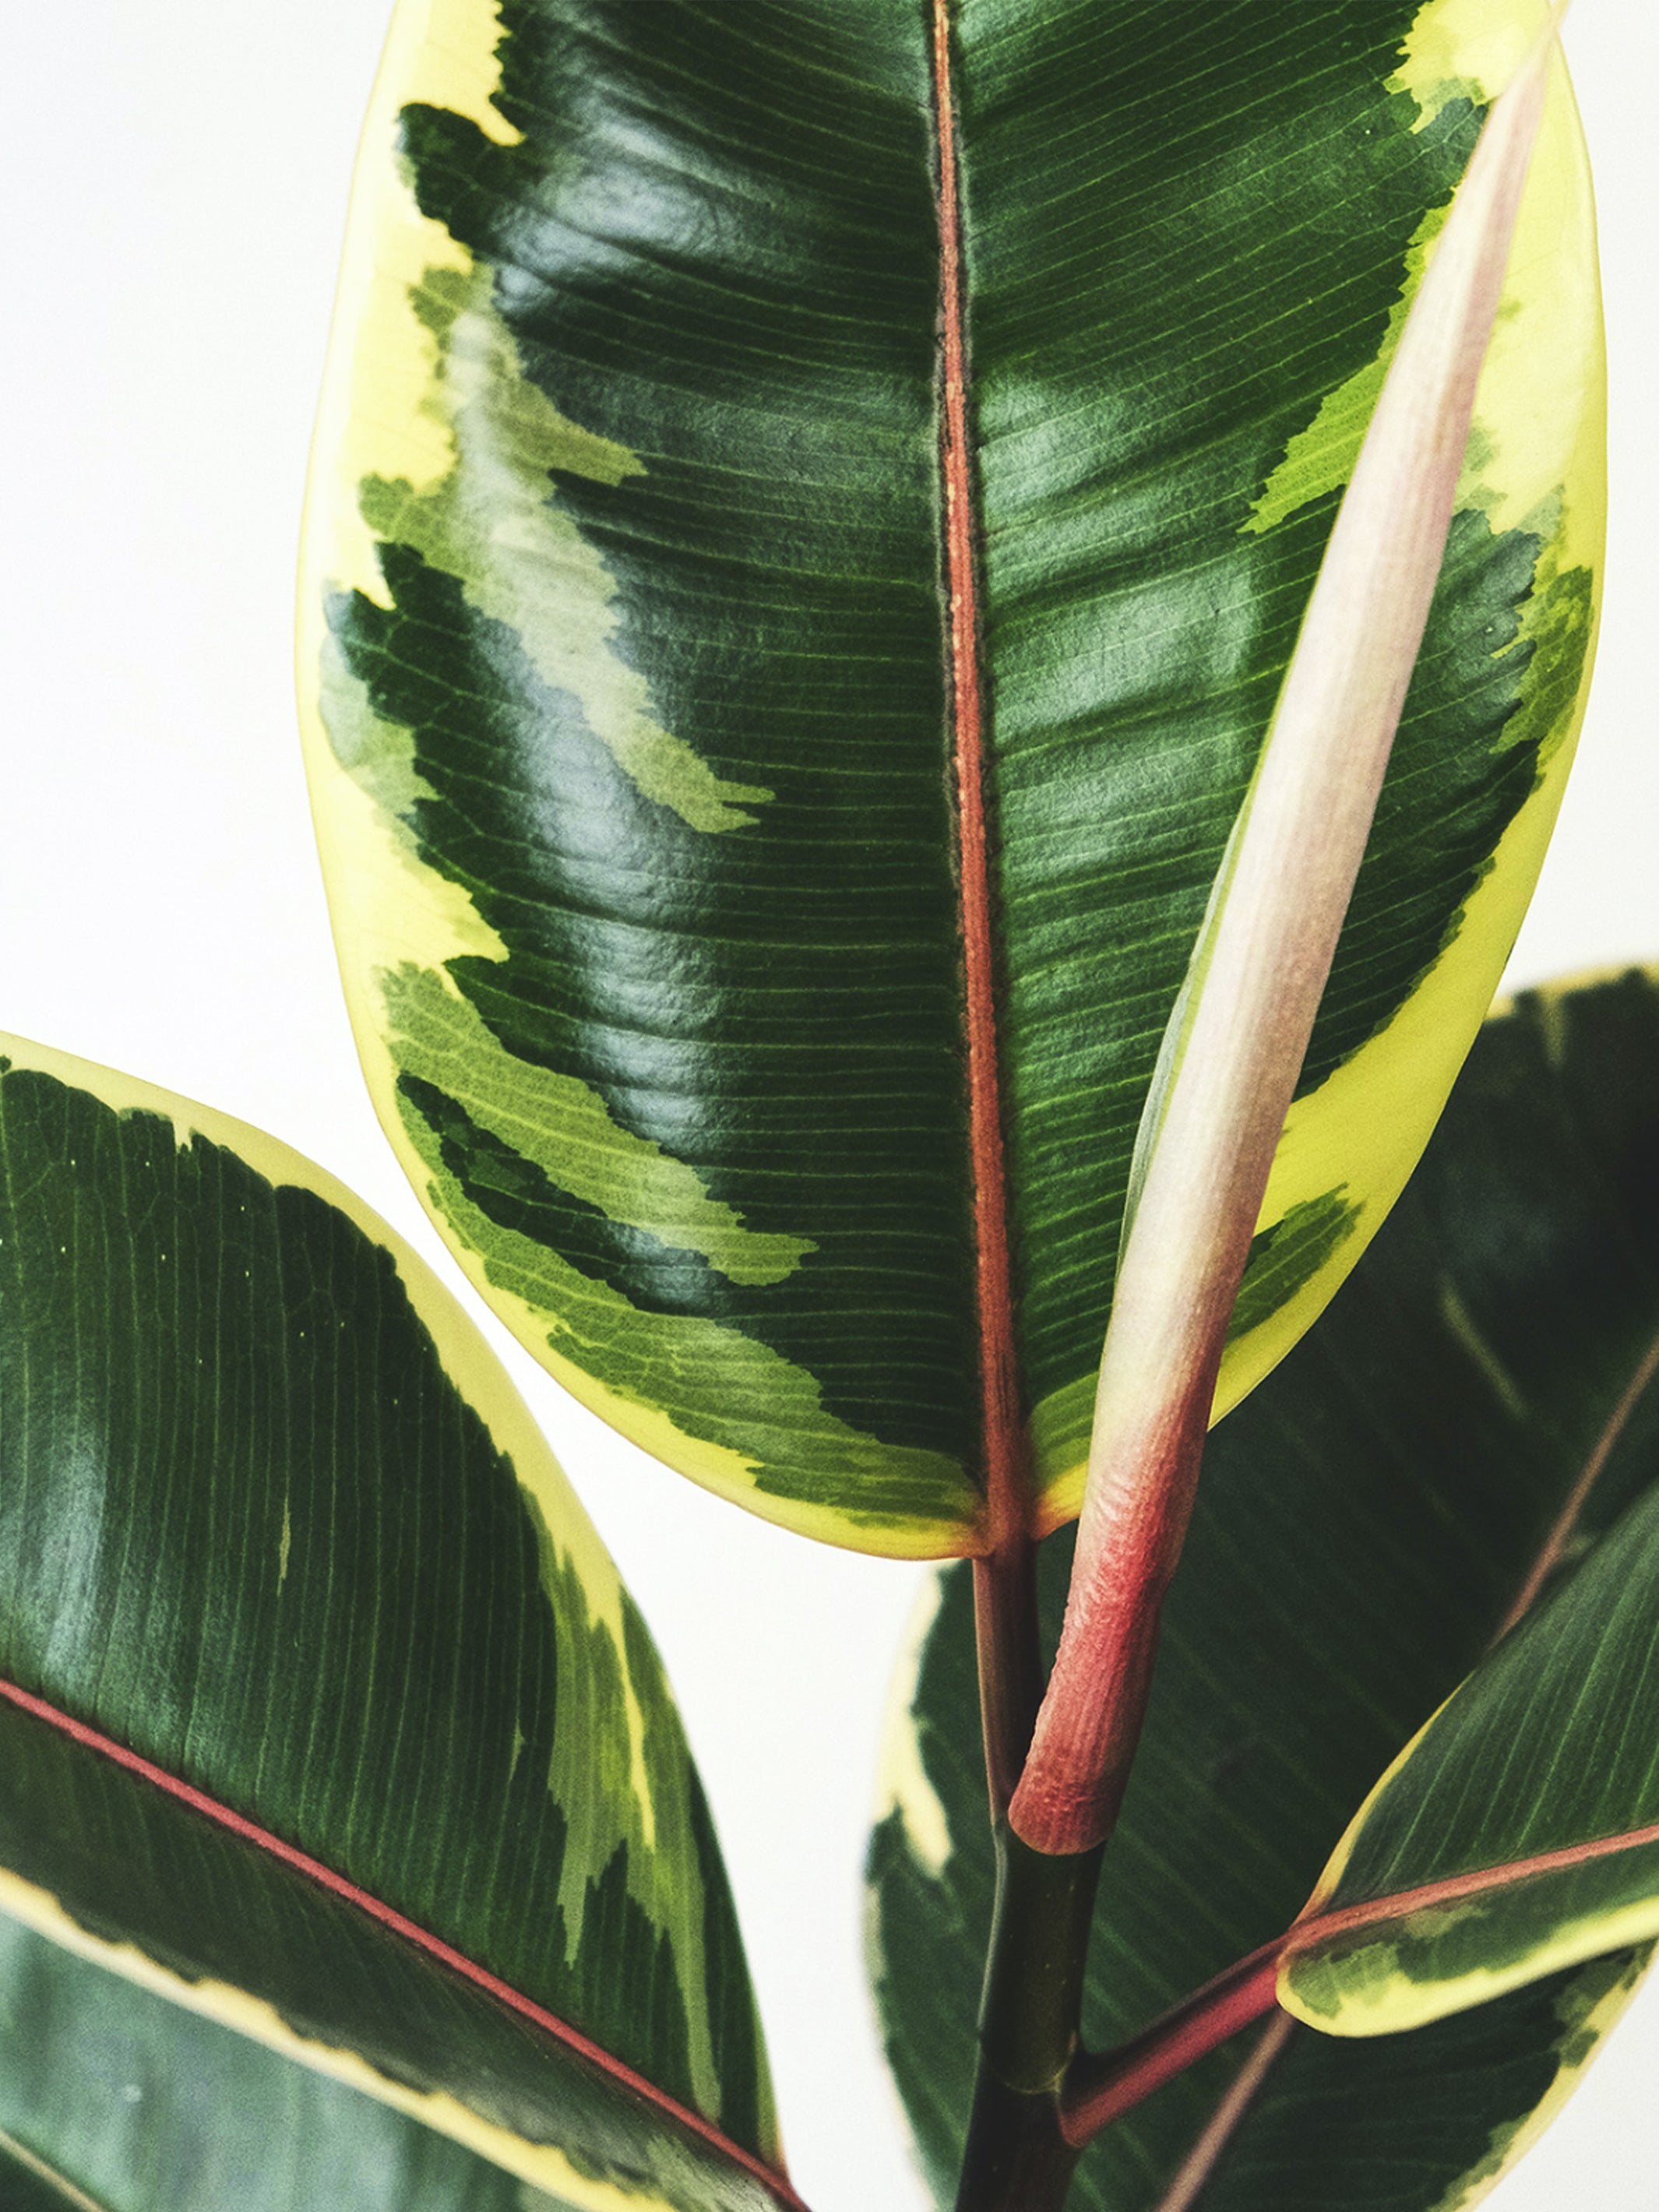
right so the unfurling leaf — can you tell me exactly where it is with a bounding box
[1013,18,1562,1855]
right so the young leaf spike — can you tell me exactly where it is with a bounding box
[1009,16,1564,1858]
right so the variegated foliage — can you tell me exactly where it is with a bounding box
[868,971,1659,2210]
[0,1039,787,2212]
[1284,1478,1659,2038]
[0,1913,580,2212]
[299,0,1603,1558]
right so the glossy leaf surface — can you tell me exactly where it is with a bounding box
[0,1038,786,2212]
[299,0,1602,1555]
[1284,1478,1659,2035]
[868,970,1659,2207]
[0,1911,583,2212]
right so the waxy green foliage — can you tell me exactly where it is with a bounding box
[300,0,1601,1557]
[868,971,1659,2209]
[0,1040,783,2212]
[0,1914,581,2212]
[1286,1474,1659,2037]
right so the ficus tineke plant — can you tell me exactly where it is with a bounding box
[4,2,1659,2210]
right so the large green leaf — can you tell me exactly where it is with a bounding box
[298,0,1602,1557]
[0,1910,583,2212]
[867,968,1659,2208]
[0,1037,789,2212]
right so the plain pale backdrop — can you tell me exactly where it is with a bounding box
[1,7,1654,2207]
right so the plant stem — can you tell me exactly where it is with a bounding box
[981,1833,1106,2093]
[972,1541,1044,1821]
[959,1527,1098,2211]
[954,2068,1082,2212]
[955,1826,1104,2212]
[1060,1943,1280,2148]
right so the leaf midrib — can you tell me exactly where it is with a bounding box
[931,0,1021,1555]
[1291,1816,1659,1949]
[938,0,1026,1566]
[0,1676,805,2212]
[1496,1320,1659,1635]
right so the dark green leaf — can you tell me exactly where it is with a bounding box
[0,1037,787,2212]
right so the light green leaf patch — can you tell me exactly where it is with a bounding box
[0,1908,586,2212]
[356,260,770,835]
[384,963,812,1288]
[389,1040,978,1550]
[1245,205,1450,539]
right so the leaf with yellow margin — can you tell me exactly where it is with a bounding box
[0,1034,790,2212]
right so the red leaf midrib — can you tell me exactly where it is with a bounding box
[931,0,1023,1560]
[0,1674,805,2210]
[1295,1816,1659,1949]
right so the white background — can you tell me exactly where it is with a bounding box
[1,6,1653,2208]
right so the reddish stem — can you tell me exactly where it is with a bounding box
[1010,1388,1215,1852]
[1061,1945,1282,2147]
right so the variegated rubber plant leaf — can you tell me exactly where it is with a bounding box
[298,0,1602,1558]
[1281,1447,1659,2038]
[868,969,1659,2210]
[0,1912,581,2212]
[0,1039,791,2212]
